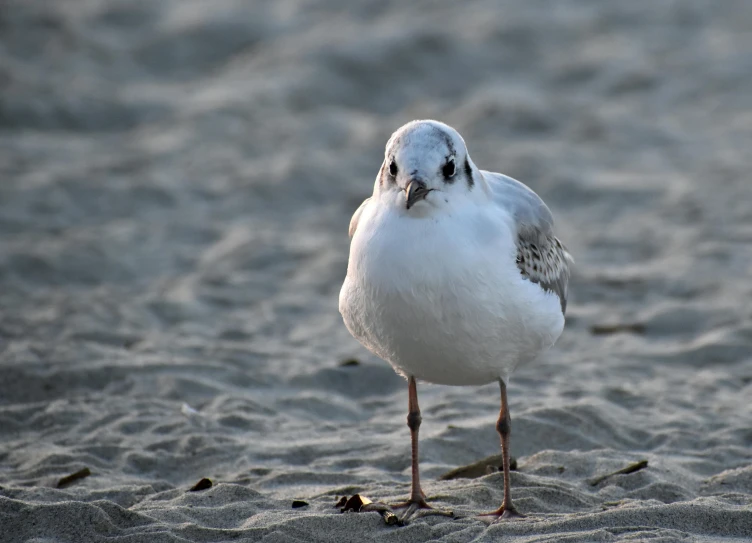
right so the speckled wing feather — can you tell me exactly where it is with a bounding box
[348,197,371,238]
[515,232,573,313]
[483,171,573,314]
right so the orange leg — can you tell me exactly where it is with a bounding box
[479,379,525,520]
[390,376,453,522]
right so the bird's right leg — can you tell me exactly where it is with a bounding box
[389,376,453,523]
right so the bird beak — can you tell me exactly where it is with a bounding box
[405,179,430,209]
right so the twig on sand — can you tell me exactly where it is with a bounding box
[439,453,517,480]
[589,459,648,486]
[56,467,91,488]
[337,494,399,526]
[188,478,213,491]
[590,323,646,335]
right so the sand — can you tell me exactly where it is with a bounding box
[1,0,751,541]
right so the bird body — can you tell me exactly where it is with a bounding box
[340,172,564,386]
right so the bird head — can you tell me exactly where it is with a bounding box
[377,120,479,213]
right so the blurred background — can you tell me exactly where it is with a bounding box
[1,0,751,537]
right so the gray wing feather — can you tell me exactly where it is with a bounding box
[483,171,573,314]
[348,197,371,238]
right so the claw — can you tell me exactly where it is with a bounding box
[478,504,526,522]
[390,498,453,524]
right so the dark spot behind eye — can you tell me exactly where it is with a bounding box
[442,159,456,180]
[464,158,474,188]
[389,160,398,176]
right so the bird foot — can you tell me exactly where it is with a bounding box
[477,503,526,522]
[389,496,454,524]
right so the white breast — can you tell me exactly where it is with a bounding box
[339,199,564,386]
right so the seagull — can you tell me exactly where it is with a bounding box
[339,120,573,523]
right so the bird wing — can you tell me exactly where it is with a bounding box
[482,171,574,314]
[348,197,371,238]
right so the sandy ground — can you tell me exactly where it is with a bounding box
[2,0,752,541]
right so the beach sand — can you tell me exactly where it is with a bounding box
[1,0,751,541]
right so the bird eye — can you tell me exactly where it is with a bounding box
[389,160,398,176]
[442,159,456,178]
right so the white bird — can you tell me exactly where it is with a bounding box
[339,120,573,522]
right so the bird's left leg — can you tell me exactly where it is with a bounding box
[479,378,525,521]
